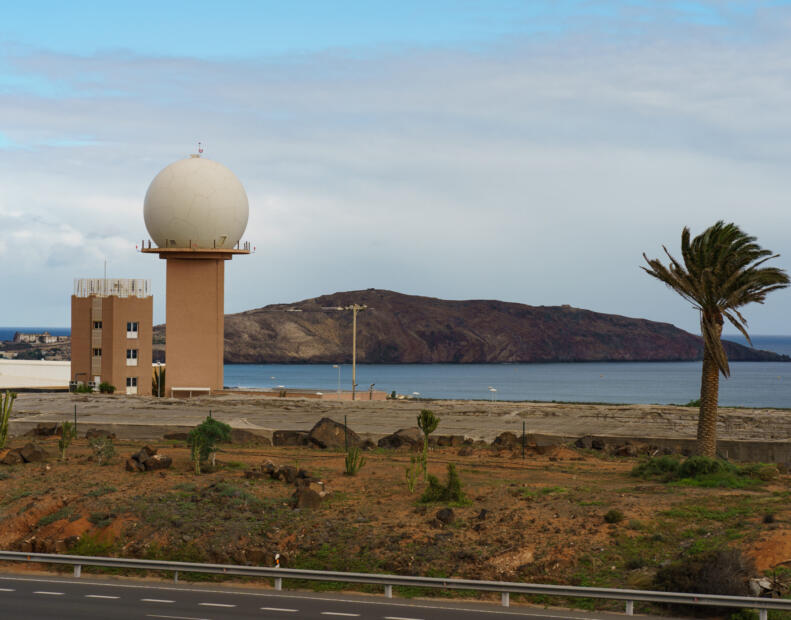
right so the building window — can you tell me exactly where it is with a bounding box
[92,348,102,357]
[93,321,102,329]
[127,321,139,338]
[126,349,138,366]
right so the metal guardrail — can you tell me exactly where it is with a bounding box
[1,550,789,618]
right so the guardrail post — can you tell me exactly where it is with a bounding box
[385,585,393,598]
[626,600,634,615]
[174,571,179,583]
[501,592,509,607]
[275,578,282,591]
[759,609,768,620]
[73,565,81,578]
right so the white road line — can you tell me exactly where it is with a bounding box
[85,594,120,599]
[146,615,210,620]
[385,617,424,620]
[33,591,64,596]
[261,607,298,612]
[0,588,15,592]
[198,602,236,607]
[321,613,360,617]
[141,598,176,603]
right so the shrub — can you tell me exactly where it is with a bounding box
[89,437,115,465]
[679,456,734,479]
[654,548,755,615]
[58,421,77,460]
[344,446,366,476]
[631,455,681,480]
[74,383,93,393]
[741,463,780,482]
[188,417,231,474]
[0,390,16,449]
[604,509,625,524]
[420,463,465,504]
[98,382,115,394]
[685,398,701,408]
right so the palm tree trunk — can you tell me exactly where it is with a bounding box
[696,321,722,457]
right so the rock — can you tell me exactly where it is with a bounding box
[292,487,322,509]
[296,479,326,495]
[492,432,520,450]
[163,432,190,441]
[27,423,60,437]
[377,427,422,449]
[272,430,310,446]
[436,435,465,447]
[125,458,144,472]
[229,429,271,446]
[18,443,47,463]
[132,446,157,462]
[244,469,265,479]
[575,436,605,451]
[476,509,490,520]
[610,443,639,457]
[308,417,361,450]
[276,465,298,484]
[457,446,475,457]
[143,454,172,470]
[262,461,276,475]
[360,439,376,451]
[436,508,455,525]
[1,449,23,466]
[85,429,116,440]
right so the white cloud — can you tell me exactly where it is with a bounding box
[2,20,791,333]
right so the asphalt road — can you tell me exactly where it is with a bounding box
[0,573,645,620]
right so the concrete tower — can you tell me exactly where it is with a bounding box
[141,154,250,397]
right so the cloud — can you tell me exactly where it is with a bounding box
[2,12,791,333]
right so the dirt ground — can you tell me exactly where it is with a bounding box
[2,431,790,612]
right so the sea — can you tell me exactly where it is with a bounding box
[3,328,790,408]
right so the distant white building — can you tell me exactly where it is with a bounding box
[12,331,68,344]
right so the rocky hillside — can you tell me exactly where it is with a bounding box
[203,289,788,364]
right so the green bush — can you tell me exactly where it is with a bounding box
[604,509,625,524]
[420,463,465,504]
[631,455,681,480]
[679,456,734,479]
[98,382,115,394]
[344,446,366,476]
[188,417,231,474]
[74,383,93,393]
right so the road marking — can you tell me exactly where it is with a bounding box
[33,591,64,595]
[385,617,424,620]
[146,616,210,620]
[261,607,298,612]
[198,602,236,607]
[85,594,120,599]
[141,598,175,603]
[321,613,360,617]
[0,588,15,592]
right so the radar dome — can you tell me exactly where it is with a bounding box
[144,156,249,249]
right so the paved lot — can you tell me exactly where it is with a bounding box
[9,392,791,444]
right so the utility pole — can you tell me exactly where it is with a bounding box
[346,304,367,400]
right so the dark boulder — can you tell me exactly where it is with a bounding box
[436,508,455,525]
[377,427,422,449]
[492,432,519,450]
[292,487,322,510]
[86,429,116,440]
[18,443,47,463]
[143,454,172,471]
[308,417,361,450]
[272,430,310,446]
[1,449,23,466]
[229,429,271,446]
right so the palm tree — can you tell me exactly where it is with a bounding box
[642,222,788,457]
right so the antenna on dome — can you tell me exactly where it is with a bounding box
[197,141,204,156]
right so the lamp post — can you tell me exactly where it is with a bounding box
[489,387,497,402]
[345,304,366,400]
[332,364,341,395]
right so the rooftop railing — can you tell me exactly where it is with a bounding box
[73,278,151,298]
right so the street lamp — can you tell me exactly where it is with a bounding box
[489,387,497,402]
[332,364,341,394]
[412,391,420,399]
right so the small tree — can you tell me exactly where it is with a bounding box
[417,409,439,481]
[152,366,166,397]
[344,446,366,476]
[58,421,77,460]
[89,437,115,465]
[188,417,231,474]
[0,391,16,449]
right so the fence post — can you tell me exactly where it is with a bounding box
[501,592,509,607]
[275,578,282,591]
[73,564,81,578]
[384,584,393,598]
[759,609,768,620]
[626,600,634,616]
[174,571,179,583]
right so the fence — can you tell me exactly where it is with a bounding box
[1,551,790,618]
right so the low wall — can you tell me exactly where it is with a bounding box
[0,360,71,389]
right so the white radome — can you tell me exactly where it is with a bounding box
[144,156,249,249]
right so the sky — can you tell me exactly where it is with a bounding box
[2,1,791,336]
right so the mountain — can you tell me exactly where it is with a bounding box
[204,289,789,364]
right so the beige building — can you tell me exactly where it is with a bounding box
[71,278,153,395]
